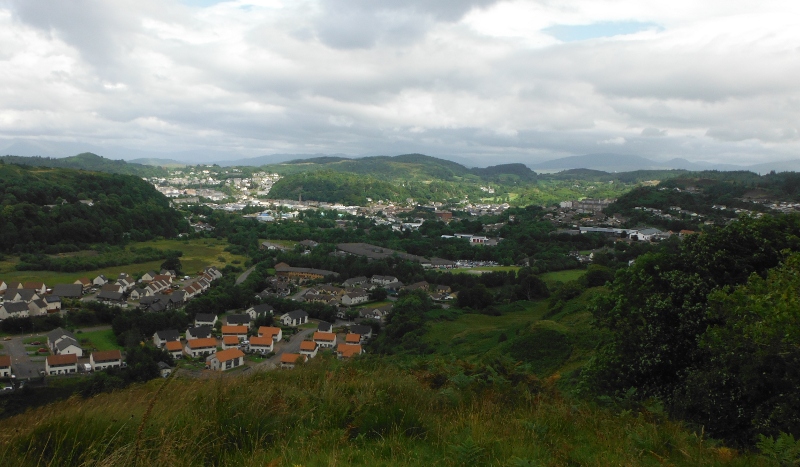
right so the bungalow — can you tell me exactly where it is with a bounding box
[92,275,109,286]
[336,343,363,359]
[186,325,213,340]
[280,310,309,327]
[221,335,240,350]
[23,282,47,295]
[165,340,184,359]
[226,314,251,328]
[345,333,361,345]
[52,284,82,299]
[221,325,248,341]
[359,304,392,320]
[280,353,306,369]
[0,302,30,320]
[45,354,78,375]
[97,290,125,305]
[258,326,282,342]
[245,303,274,320]
[194,313,218,327]
[299,340,318,358]
[153,330,180,348]
[371,275,398,285]
[313,331,336,348]
[185,337,218,358]
[249,335,274,354]
[0,355,11,377]
[260,241,287,251]
[349,325,373,342]
[160,269,177,277]
[207,348,245,371]
[73,278,92,291]
[341,291,369,306]
[317,321,333,333]
[158,361,173,378]
[90,350,123,371]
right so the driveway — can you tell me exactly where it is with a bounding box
[2,335,45,380]
[256,327,316,370]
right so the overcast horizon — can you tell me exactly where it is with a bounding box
[1,0,798,166]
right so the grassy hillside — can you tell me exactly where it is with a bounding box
[0,153,167,177]
[0,358,767,466]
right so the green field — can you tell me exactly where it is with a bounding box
[22,335,46,345]
[78,329,123,352]
[539,269,586,284]
[0,238,246,286]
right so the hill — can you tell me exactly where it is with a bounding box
[0,153,166,176]
[0,164,186,252]
[128,157,187,168]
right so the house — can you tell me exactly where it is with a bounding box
[128,288,146,300]
[153,330,180,348]
[47,328,83,356]
[341,291,369,306]
[116,274,136,292]
[349,325,373,341]
[258,326,282,342]
[74,278,92,291]
[186,326,213,340]
[317,321,333,333]
[226,314,251,328]
[260,241,287,251]
[206,348,245,371]
[221,325,248,341]
[404,281,430,292]
[152,274,173,285]
[299,340,318,358]
[370,275,398,286]
[158,361,173,378]
[336,343,363,359]
[45,354,78,375]
[160,269,177,277]
[101,283,124,294]
[434,284,452,294]
[52,284,82,299]
[90,350,123,371]
[92,275,109,286]
[342,276,368,287]
[245,303,274,320]
[194,313,218,327]
[359,304,392,320]
[0,302,30,320]
[222,335,240,350]
[7,289,40,303]
[0,355,11,377]
[280,353,306,369]
[141,271,158,282]
[280,310,309,327]
[44,295,62,313]
[97,290,125,304]
[184,337,218,358]
[203,266,223,280]
[28,299,48,316]
[345,333,361,345]
[23,282,47,295]
[249,335,274,354]
[313,331,336,348]
[384,281,405,294]
[165,340,184,359]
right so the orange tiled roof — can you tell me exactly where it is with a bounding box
[345,334,361,344]
[221,325,248,334]
[300,341,317,351]
[214,348,244,362]
[313,332,335,342]
[337,344,362,358]
[0,355,11,367]
[188,337,217,349]
[222,335,240,345]
[47,354,78,365]
[249,336,273,346]
[165,341,183,351]
[280,353,305,364]
[258,326,281,337]
[91,350,122,363]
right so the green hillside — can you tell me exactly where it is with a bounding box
[0,153,167,177]
[0,163,186,252]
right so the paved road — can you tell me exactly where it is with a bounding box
[2,335,44,380]
[256,328,316,370]
[236,266,257,285]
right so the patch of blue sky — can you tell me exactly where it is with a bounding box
[544,21,661,42]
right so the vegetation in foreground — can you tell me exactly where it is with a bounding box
[0,358,770,466]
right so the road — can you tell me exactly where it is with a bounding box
[236,266,257,285]
[2,335,45,380]
[256,327,316,370]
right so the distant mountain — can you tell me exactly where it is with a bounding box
[129,158,188,168]
[0,153,166,177]
[216,153,353,167]
[530,153,800,173]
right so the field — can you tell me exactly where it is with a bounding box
[0,238,247,286]
[451,265,521,274]
[539,269,587,284]
[78,329,122,352]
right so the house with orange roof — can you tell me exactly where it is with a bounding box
[0,355,11,377]
[280,353,306,369]
[165,340,183,359]
[249,335,274,354]
[90,350,123,371]
[221,325,248,341]
[313,331,336,348]
[258,326,282,342]
[336,343,363,359]
[184,337,218,358]
[345,334,361,345]
[45,354,78,375]
[222,335,240,350]
[299,340,318,358]
[206,348,245,371]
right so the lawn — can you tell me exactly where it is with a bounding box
[23,335,47,345]
[245,354,266,363]
[0,238,246,286]
[78,329,122,352]
[538,269,586,284]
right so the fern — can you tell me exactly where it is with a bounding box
[757,432,800,466]
[450,437,486,466]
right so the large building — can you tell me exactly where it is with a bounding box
[274,263,338,281]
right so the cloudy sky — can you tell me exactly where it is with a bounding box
[0,0,798,166]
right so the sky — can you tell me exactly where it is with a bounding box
[0,0,798,166]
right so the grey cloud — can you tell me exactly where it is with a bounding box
[641,127,666,137]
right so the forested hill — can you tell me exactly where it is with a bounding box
[0,164,186,252]
[0,152,167,177]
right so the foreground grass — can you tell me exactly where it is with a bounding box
[0,358,766,466]
[0,238,246,285]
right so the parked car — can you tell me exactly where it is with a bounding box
[38,348,48,353]
[2,337,11,341]
[30,341,41,345]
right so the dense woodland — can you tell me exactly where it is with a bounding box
[0,163,187,252]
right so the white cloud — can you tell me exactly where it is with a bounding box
[0,0,799,165]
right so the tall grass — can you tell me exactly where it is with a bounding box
[0,356,769,466]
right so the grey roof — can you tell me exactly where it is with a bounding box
[317,321,333,332]
[155,330,180,341]
[2,302,30,314]
[249,303,274,314]
[187,326,213,338]
[97,290,124,301]
[350,325,372,336]
[47,327,75,344]
[55,337,80,351]
[44,295,61,304]
[195,313,217,322]
[227,314,250,325]
[638,228,663,235]
[145,302,167,313]
[14,289,40,301]
[343,276,368,286]
[286,309,308,320]
[52,284,83,298]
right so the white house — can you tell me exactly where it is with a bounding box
[153,330,180,348]
[221,335,240,350]
[248,335,274,354]
[90,350,123,371]
[207,348,245,371]
[0,302,30,320]
[341,291,369,306]
[47,328,83,357]
[245,304,274,320]
[299,340,318,358]
[280,353,306,369]
[280,310,309,327]
[186,326,213,340]
[221,325,248,341]
[45,354,78,375]
[194,313,218,327]
[313,331,336,349]
[92,275,109,286]
[258,326,282,342]
[184,337,218,358]
[165,340,183,359]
